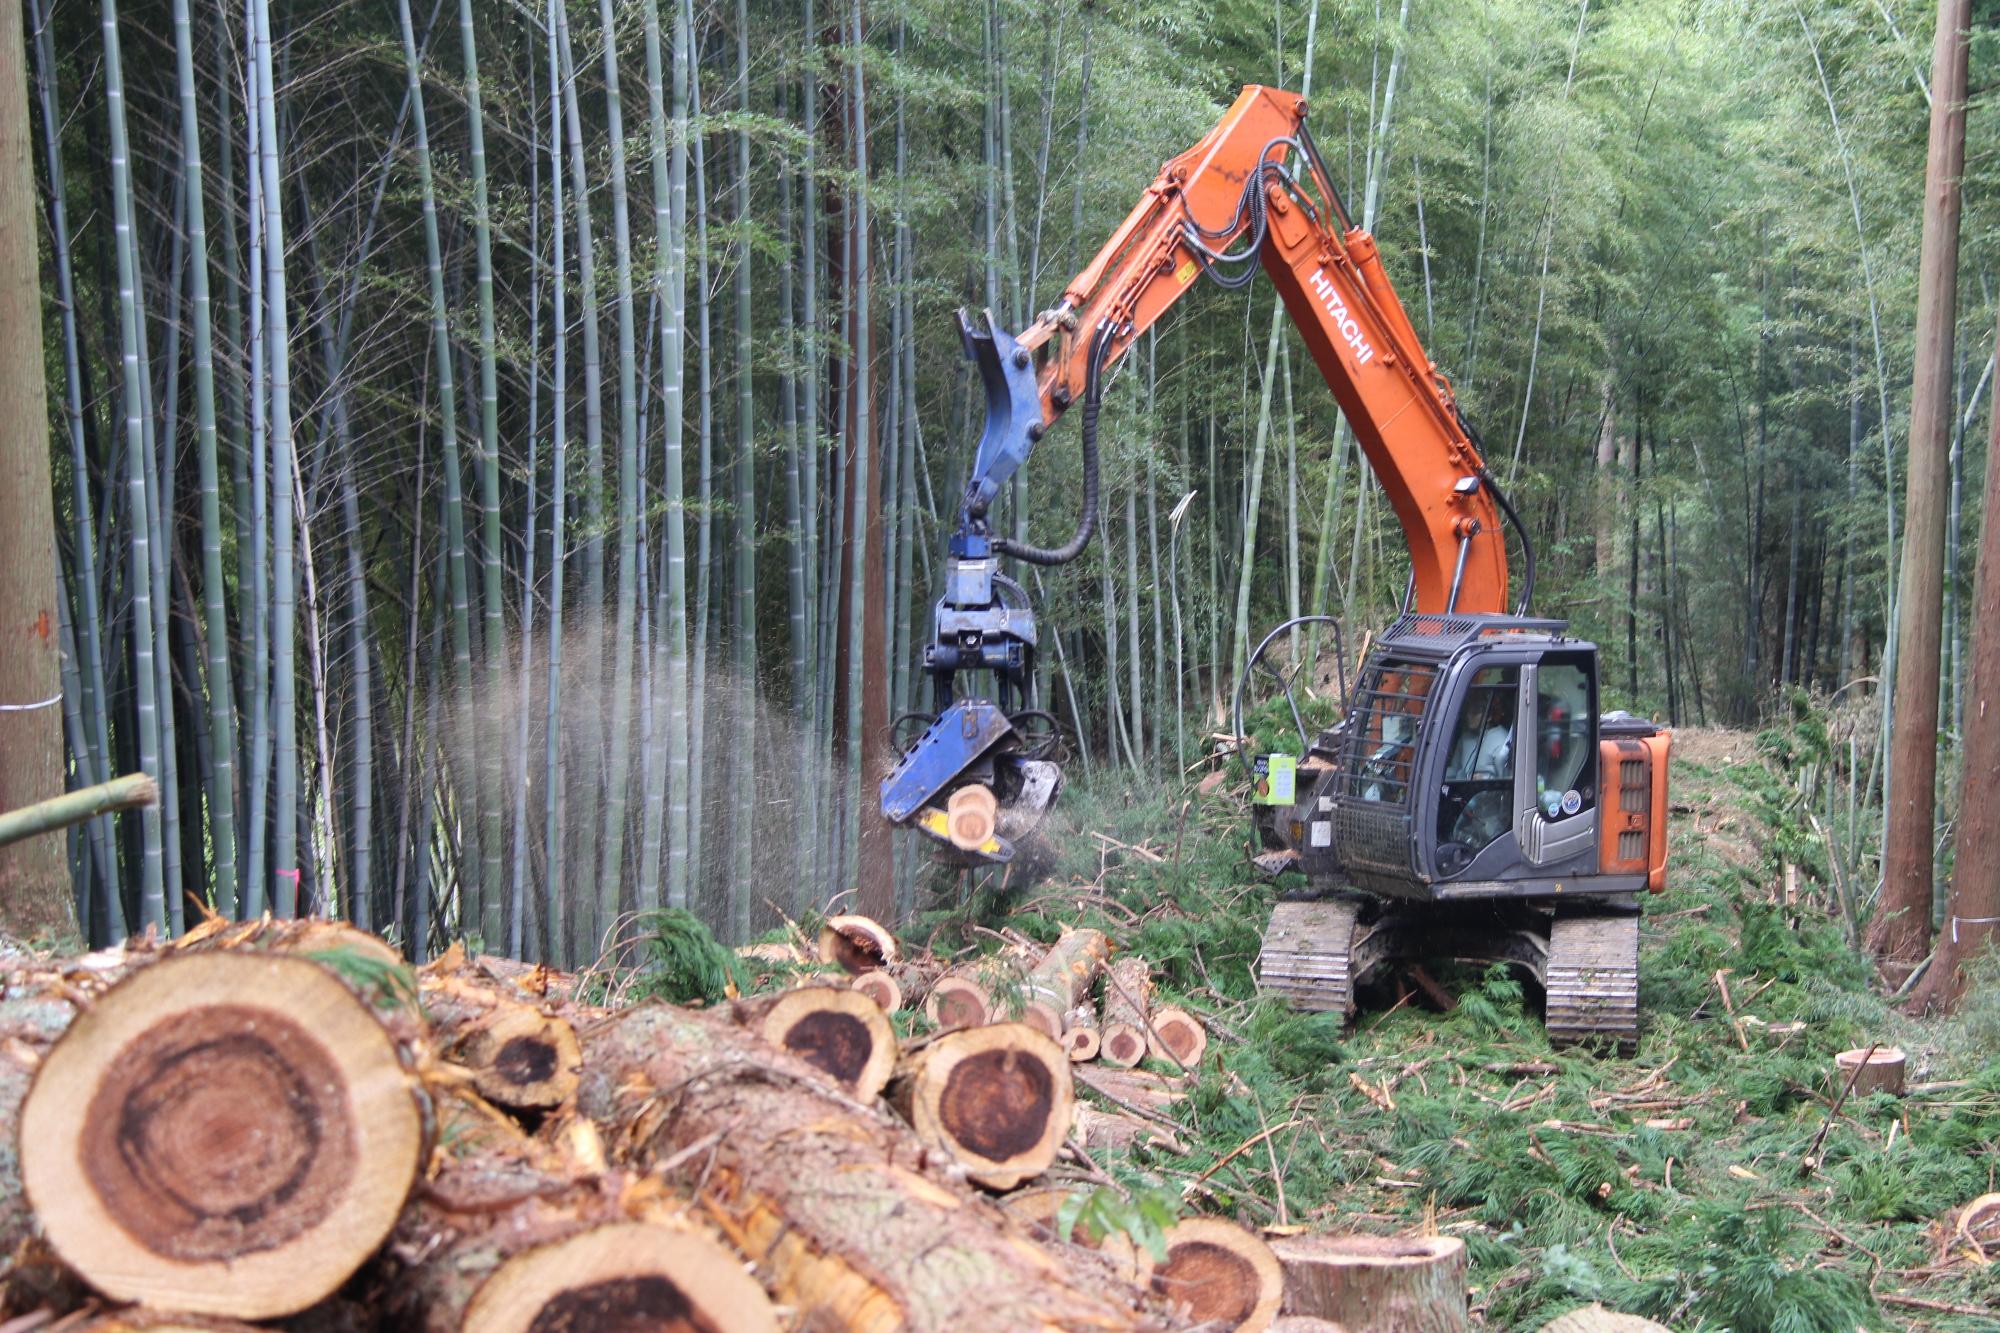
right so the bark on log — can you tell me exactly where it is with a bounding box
[735,984,898,1101]
[1101,958,1155,1068]
[67,1315,268,1332]
[890,1023,1074,1190]
[1075,1065,1190,1113]
[566,1003,1160,1331]
[1022,929,1110,1039]
[1536,1306,1671,1333]
[1146,1007,1208,1068]
[1151,1217,1283,1332]
[1270,1233,1467,1333]
[924,954,1028,1031]
[1002,1185,1156,1286]
[818,914,900,973]
[19,948,429,1319]
[1072,1102,1187,1155]
[1062,1002,1102,1061]
[386,1102,777,1333]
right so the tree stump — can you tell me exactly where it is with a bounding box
[818,914,900,974]
[1062,1002,1102,1061]
[1833,1045,1906,1097]
[1100,957,1154,1068]
[890,1022,1073,1190]
[1022,928,1110,1038]
[1147,1006,1208,1068]
[1151,1217,1284,1332]
[739,985,898,1101]
[1270,1233,1468,1333]
[19,951,428,1319]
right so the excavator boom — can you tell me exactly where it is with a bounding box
[1012,84,1517,617]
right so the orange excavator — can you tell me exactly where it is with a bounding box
[880,86,1670,1050]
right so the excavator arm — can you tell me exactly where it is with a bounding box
[881,84,1530,863]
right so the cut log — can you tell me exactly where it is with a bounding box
[387,1107,777,1333]
[1072,1102,1187,1155]
[738,985,898,1101]
[890,1023,1074,1190]
[852,968,903,1012]
[850,960,936,1014]
[1100,957,1154,1068]
[1076,1064,1191,1113]
[1833,1045,1906,1097]
[924,953,1027,1031]
[1022,928,1110,1038]
[460,1222,779,1333]
[1151,1217,1284,1332]
[1002,1186,1156,1286]
[1536,1306,1671,1333]
[1271,1232,1468,1333]
[1062,1002,1102,1061]
[458,1006,582,1110]
[818,914,900,973]
[946,784,999,850]
[67,1315,268,1332]
[0,771,156,848]
[1147,1006,1208,1068]
[567,1002,1158,1329]
[18,951,428,1320]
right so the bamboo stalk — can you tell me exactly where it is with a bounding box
[0,774,159,849]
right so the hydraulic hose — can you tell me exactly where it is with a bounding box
[992,325,1110,567]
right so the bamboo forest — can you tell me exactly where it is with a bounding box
[6,0,1991,961]
[8,0,2000,1328]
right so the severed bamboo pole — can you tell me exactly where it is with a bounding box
[0,774,158,851]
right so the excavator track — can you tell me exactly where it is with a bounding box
[1257,900,1361,1015]
[1544,913,1640,1055]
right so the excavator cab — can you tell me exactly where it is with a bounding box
[1254,614,1670,1051]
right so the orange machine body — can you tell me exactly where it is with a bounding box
[1010,84,1509,618]
[1598,732,1672,891]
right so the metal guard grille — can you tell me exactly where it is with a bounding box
[1339,658,1439,806]
[1335,800,1414,879]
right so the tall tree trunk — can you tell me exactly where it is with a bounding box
[847,0,892,917]
[0,0,71,941]
[1872,0,1970,977]
[541,0,570,956]
[730,0,757,940]
[595,0,642,946]
[1911,308,2000,1013]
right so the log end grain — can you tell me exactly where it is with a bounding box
[817,915,900,974]
[851,970,903,1013]
[19,953,425,1320]
[1147,1007,1208,1068]
[459,1221,779,1333]
[1152,1218,1284,1333]
[462,1007,582,1110]
[926,976,992,1031]
[893,1023,1073,1191]
[757,986,898,1102]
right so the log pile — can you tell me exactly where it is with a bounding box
[0,914,1289,1331]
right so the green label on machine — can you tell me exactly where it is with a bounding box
[1253,754,1296,805]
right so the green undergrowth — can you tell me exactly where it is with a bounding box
[902,736,2000,1332]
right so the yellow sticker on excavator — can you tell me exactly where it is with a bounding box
[1175,257,1198,285]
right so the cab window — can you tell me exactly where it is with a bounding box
[1435,665,1517,854]
[1535,659,1596,818]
